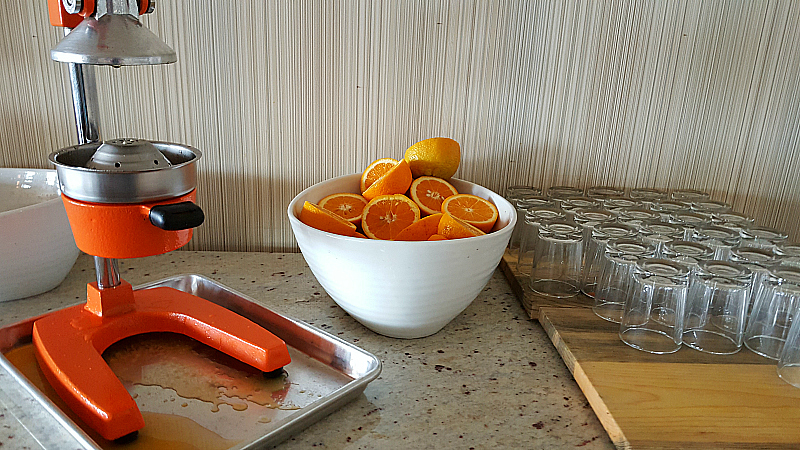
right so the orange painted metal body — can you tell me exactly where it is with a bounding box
[32,280,292,441]
[61,191,196,259]
[48,0,150,27]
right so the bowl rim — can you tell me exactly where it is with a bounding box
[0,168,64,218]
[287,173,517,244]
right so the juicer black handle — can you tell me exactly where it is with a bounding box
[149,202,205,231]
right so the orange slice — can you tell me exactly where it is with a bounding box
[437,212,485,239]
[409,176,459,216]
[299,201,358,236]
[428,234,448,241]
[319,192,368,226]
[362,159,413,202]
[394,213,443,241]
[360,158,398,193]
[441,194,499,233]
[361,194,421,240]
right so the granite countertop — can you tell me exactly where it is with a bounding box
[0,252,613,449]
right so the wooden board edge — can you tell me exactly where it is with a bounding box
[499,252,535,319]
[539,307,630,450]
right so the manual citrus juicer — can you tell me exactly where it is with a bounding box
[34,0,292,442]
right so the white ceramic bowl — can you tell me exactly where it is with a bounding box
[288,173,516,339]
[0,169,80,302]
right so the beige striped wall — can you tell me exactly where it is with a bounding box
[2,1,799,252]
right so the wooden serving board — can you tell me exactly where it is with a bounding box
[499,249,593,319]
[538,307,800,450]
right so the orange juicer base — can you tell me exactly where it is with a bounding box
[32,280,292,441]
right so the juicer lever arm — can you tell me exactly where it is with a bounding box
[149,201,205,231]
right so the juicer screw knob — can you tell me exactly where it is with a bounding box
[63,0,82,14]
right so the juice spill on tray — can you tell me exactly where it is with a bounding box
[4,332,297,450]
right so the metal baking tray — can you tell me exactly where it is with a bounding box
[0,274,382,449]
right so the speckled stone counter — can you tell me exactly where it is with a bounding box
[0,252,613,449]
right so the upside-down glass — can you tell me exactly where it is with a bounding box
[670,189,711,202]
[729,246,777,314]
[546,186,584,205]
[615,207,661,230]
[529,220,584,298]
[690,200,733,218]
[593,238,657,323]
[517,206,566,277]
[740,226,789,250]
[620,258,690,354]
[592,238,656,323]
[505,185,542,201]
[650,200,691,221]
[581,223,639,298]
[778,314,800,388]
[776,242,800,269]
[711,211,756,232]
[629,188,667,204]
[683,260,752,355]
[690,225,741,260]
[661,240,714,272]
[744,265,800,359]
[508,195,553,257]
[669,211,711,240]
[586,186,625,200]
[603,197,639,214]
[639,220,685,256]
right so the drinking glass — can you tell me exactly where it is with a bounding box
[670,189,710,202]
[517,206,565,277]
[740,226,789,250]
[650,200,690,221]
[683,260,752,355]
[602,197,639,214]
[505,185,542,201]
[508,195,553,256]
[711,211,755,232]
[586,186,625,200]
[661,240,714,272]
[778,314,800,388]
[690,200,733,217]
[638,220,685,255]
[620,258,691,354]
[560,196,601,219]
[581,223,639,299]
[546,186,584,205]
[729,246,777,314]
[529,221,584,298]
[615,207,661,229]
[776,242,800,269]
[668,211,711,240]
[593,238,657,323]
[629,188,667,204]
[744,265,800,359]
[690,225,741,260]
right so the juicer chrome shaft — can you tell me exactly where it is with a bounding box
[64,27,121,289]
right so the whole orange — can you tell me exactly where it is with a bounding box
[403,137,461,179]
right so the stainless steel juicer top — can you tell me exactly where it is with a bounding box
[49,138,201,204]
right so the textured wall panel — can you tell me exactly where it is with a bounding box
[1,1,799,251]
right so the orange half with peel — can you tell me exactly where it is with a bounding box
[319,192,368,226]
[441,193,498,233]
[409,176,458,216]
[299,201,358,237]
[362,159,413,202]
[361,194,421,240]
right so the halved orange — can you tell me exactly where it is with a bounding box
[428,234,448,241]
[437,212,485,239]
[299,201,358,236]
[362,159,413,201]
[361,194,421,240]
[409,176,459,216]
[360,158,398,193]
[394,213,443,241]
[441,194,499,233]
[319,192,368,226]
